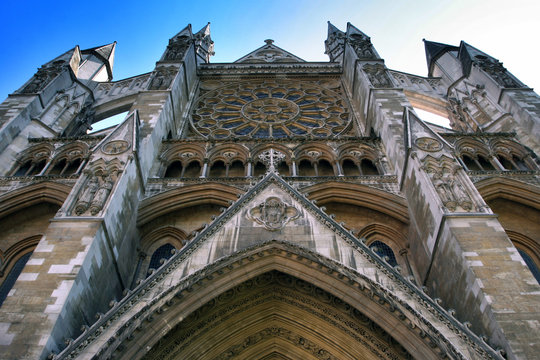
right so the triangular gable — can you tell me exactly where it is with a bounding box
[403,107,453,156]
[234,39,306,63]
[90,110,139,162]
[55,172,500,359]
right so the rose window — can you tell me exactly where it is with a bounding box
[191,80,351,139]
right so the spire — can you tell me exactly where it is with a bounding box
[234,40,305,63]
[325,21,346,62]
[458,41,523,87]
[160,24,193,62]
[80,42,117,81]
[345,22,380,60]
[423,39,459,76]
[193,22,214,64]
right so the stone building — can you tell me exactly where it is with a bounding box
[0,22,539,359]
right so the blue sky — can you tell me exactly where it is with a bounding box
[2,0,539,102]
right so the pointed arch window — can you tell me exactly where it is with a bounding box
[147,244,175,277]
[369,241,397,267]
[0,252,33,306]
[518,249,540,284]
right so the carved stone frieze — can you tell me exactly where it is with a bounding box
[248,196,300,231]
[148,66,178,90]
[20,60,66,94]
[363,64,393,88]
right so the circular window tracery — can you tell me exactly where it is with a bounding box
[191,80,351,139]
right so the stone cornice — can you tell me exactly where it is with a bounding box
[198,62,342,77]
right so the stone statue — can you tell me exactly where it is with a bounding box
[74,176,99,215]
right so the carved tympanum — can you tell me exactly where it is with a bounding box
[248,196,300,231]
[415,137,442,152]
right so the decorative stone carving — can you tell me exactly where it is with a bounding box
[473,55,521,88]
[74,170,118,216]
[423,159,473,211]
[148,66,178,90]
[164,36,191,61]
[415,137,442,152]
[63,102,95,137]
[191,79,351,139]
[248,196,300,231]
[348,33,376,59]
[20,60,65,94]
[363,64,393,88]
[102,140,130,155]
[258,148,286,171]
[446,97,474,132]
[324,29,346,62]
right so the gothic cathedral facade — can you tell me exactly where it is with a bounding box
[0,22,539,359]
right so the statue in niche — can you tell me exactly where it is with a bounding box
[164,36,190,61]
[89,174,114,215]
[348,34,375,59]
[363,64,392,88]
[74,176,99,215]
[21,60,65,94]
[473,56,521,88]
[149,67,177,90]
[248,196,300,231]
[74,171,117,216]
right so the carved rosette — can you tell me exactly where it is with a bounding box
[415,137,443,152]
[363,64,393,88]
[248,197,301,231]
[148,66,178,90]
[20,60,66,94]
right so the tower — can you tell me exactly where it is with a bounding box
[0,21,539,359]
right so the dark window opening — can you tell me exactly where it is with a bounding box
[298,159,315,176]
[0,252,33,306]
[147,244,175,277]
[277,162,290,176]
[183,161,201,178]
[228,160,245,177]
[360,159,379,175]
[253,161,266,177]
[317,159,334,176]
[518,249,540,284]
[164,161,183,178]
[209,160,226,177]
[369,241,397,267]
[477,155,495,170]
[342,159,360,176]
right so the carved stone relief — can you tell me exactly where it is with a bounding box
[74,169,118,216]
[20,60,66,94]
[473,55,521,88]
[148,66,178,90]
[164,36,191,61]
[423,159,473,212]
[102,140,130,155]
[248,196,300,231]
[348,33,376,59]
[363,64,393,88]
[415,137,442,152]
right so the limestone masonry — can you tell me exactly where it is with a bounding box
[0,22,539,359]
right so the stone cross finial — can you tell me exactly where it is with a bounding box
[258,148,285,173]
[264,39,274,45]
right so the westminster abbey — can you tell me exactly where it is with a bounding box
[0,22,538,359]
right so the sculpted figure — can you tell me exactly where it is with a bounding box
[74,176,99,215]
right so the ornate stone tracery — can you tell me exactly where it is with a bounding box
[363,64,393,88]
[20,60,66,94]
[191,79,351,139]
